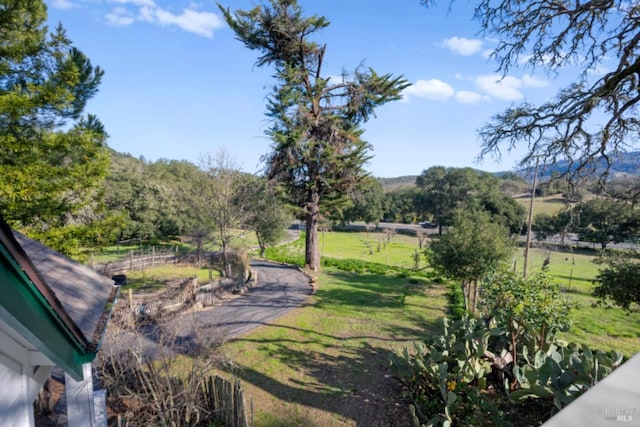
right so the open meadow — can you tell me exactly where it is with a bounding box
[107,229,640,425]
[221,230,640,425]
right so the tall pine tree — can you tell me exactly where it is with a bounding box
[0,0,108,231]
[220,0,408,270]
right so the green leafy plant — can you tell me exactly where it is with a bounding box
[444,284,466,320]
[391,316,502,426]
[511,342,624,414]
[593,251,640,311]
[480,270,573,367]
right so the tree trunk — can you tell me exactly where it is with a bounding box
[471,279,479,314]
[221,241,230,277]
[256,233,266,258]
[305,191,321,271]
[461,281,469,311]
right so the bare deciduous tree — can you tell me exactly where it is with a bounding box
[420,1,640,179]
[197,151,252,277]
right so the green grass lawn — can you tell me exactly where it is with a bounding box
[514,245,640,355]
[316,230,426,269]
[264,231,640,357]
[101,229,640,425]
[87,229,259,264]
[223,267,447,426]
[121,265,220,292]
[515,194,570,217]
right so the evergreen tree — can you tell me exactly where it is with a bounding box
[0,0,108,231]
[220,0,408,270]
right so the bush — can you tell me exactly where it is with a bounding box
[392,271,624,427]
[445,284,466,320]
[391,316,508,427]
[480,270,573,359]
[593,252,640,311]
[321,257,408,275]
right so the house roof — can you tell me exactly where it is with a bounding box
[0,217,118,379]
[12,232,117,349]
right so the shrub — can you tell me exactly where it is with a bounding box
[480,270,573,364]
[392,271,625,426]
[390,316,507,426]
[593,252,640,311]
[445,284,466,320]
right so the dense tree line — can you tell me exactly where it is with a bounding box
[364,167,526,234]
[533,196,640,250]
[101,151,292,258]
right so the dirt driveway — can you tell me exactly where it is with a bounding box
[174,260,312,341]
[103,260,313,357]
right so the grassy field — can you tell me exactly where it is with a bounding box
[515,194,570,217]
[317,230,425,269]
[223,267,447,426]
[110,229,640,425]
[122,264,220,292]
[515,245,640,355]
[87,230,259,264]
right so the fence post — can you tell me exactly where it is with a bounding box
[129,250,133,270]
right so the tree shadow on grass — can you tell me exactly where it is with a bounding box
[315,269,446,311]
[224,268,446,426]
[182,265,449,425]
[224,337,431,427]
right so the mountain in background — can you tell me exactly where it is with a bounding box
[516,151,640,181]
[376,152,640,190]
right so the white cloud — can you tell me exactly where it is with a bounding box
[481,49,493,59]
[153,8,223,38]
[102,1,224,38]
[106,7,135,26]
[475,74,523,101]
[522,74,550,88]
[587,64,610,76]
[138,5,155,22]
[441,37,483,56]
[110,0,156,7]
[52,0,74,9]
[455,91,488,104]
[404,79,455,101]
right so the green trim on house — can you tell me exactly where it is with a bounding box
[0,244,93,380]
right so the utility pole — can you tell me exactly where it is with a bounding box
[523,157,540,278]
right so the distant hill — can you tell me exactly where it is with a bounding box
[377,175,418,191]
[516,151,640,181]
[369,152,640,193]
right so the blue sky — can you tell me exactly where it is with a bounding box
[46,0,578,177]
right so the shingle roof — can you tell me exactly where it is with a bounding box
[12,231,117,347]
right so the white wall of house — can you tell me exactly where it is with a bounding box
[0,319,53,427]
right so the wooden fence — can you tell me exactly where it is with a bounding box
[94,247,185,275]
[202,375,250,427]
[112,371,251,427]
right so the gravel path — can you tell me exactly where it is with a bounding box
[103,260,313,357]
[175,260,312,340]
